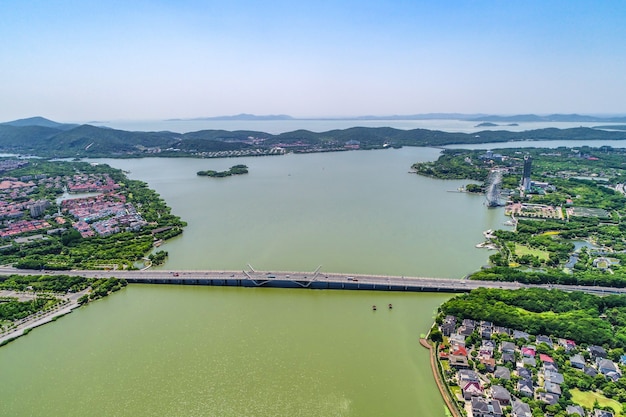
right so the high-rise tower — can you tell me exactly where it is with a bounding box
[521,155,532,191]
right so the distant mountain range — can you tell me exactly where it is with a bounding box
[165,113,294,121]
[1,116,79,130]
[1,116,626,159]
[163,113,626,122]
[470,114,626,123]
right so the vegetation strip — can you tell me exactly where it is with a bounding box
[420,338,462,417]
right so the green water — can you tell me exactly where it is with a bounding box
[0,148,507,416]
[0,286,450,417]
[96,148,508,277]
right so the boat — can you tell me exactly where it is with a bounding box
[372,305,377,311]
[388,304,393,309]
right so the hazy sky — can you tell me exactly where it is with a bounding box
[1,0,625,122]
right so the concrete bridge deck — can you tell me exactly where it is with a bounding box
[2,267,624,295]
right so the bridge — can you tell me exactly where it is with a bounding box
[3,267,625,296]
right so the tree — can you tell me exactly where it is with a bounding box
[429,328,443,343]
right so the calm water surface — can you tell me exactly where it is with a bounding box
[0,286,451,417]
[2,147,507,416]
[96,148,508,277]
[89,118,626,135]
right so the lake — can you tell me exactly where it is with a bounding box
[1,147,509,416]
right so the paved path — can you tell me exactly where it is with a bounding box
[0,288,89,345]
[420,338,462,417]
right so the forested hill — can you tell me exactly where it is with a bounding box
[2,117,626,158]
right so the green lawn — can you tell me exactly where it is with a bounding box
[570,388,622,415]
[514,243,550,260]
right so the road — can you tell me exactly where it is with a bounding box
[0,267,624,295]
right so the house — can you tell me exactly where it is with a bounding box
[442,321,456,337]
[544,370,565,385]
[517,367,532,380]
[459,369,482,399]
[598,359,620,376]
[539,354,554,364]
[589,345,607,359]
[449,355,469,368]
[459,319,476,336]
[459,325,475,337]
[491,385,511,405]
[543,362,559,372]
[482,340,496,349]
[459,369,480,382]
[570,354,586,369]
[513,330,530,340]
[479,344,494,359]
[452,346,468,357]
[517,379,534,397]
[462,318,476,328]
[536,335,553,348]
[512,399,532,417]
[501,341,516,354]
[471,397,503,417]
[480,357,496,372]
[449,333,466,347]
[544,381,562,395]
[523,357,536,367]
[521,346,536,357]
[493,326,510,335]
[462,380,483,400]
[559,339,576,351]
[502,353,515,364]
[584,365,599,377]
[494,366,511,380]
[566,405,585,416]
[480,321,494,339]
[538,391,560,405]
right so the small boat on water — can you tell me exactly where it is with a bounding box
[388,303,393,309]
[372,305,377,311]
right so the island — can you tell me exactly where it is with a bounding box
[197,164,249,177]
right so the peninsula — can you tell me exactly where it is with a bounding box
[413,145,626,287]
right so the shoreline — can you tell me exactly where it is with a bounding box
[0,289,88,346]
[419,337,462,417]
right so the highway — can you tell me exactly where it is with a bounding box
[1,267,625,295]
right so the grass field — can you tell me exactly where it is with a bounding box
[541,231,560,236]
[515,243,550,260]
[570,388,622,415]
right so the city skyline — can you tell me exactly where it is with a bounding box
[1,0,625,123]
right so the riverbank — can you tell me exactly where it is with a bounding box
[420,338,462,417]
[0,288,88,346]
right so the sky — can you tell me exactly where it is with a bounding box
[1,0,625,122]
